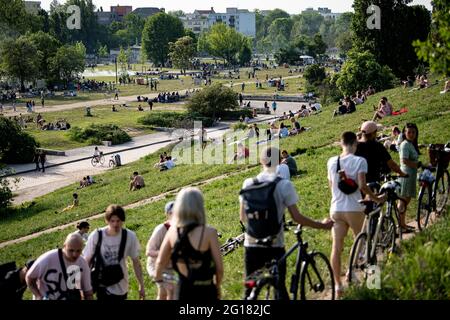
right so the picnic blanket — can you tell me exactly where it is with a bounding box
[392,108,408,116]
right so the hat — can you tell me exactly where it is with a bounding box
[164,201,175,214]
[360,121,379,134]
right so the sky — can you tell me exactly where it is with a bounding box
[39,0,433,13]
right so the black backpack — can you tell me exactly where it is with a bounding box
[239,177,283,242]
[90,229,127,292]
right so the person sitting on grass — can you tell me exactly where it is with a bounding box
[61,193,79,212]
[129,172,145,191]
[281,150,298,177]
[112,105,118,112]
[159,156,176,172]
[372,97,393,121]
[279,123,289,138]
[289,117,302,136]
[79,177,88,188]
[138,105,144,111]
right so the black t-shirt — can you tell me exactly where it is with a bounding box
[355,140,392,183]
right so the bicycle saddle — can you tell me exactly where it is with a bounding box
[380,180,401,193]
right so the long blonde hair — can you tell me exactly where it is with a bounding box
[173,187,206,227]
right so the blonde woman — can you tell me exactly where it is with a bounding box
[155,187,223,301]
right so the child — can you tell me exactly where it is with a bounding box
[61,193,79,212]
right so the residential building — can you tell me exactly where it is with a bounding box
[302,7,342,20]
[110,5,132,22]
[132,7,163,19]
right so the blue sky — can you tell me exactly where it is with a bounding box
[39,0,433,13]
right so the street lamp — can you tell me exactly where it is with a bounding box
[115,56,118,86]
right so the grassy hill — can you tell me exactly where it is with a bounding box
[1,79,449,299]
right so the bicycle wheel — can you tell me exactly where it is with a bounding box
[435,170,450,214]
[417,185,432,231]
[348,232,369,285]
[378,216,397,255]
[300,252,335,300]
[109,160,115,168]
[91,157,98,167]
[247,282,277,300]
[99,155,105,165]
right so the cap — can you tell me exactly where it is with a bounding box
[360,121,379,134]
[164,201,175,214]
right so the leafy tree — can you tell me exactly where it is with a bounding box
[141,13,185,66]
[0,37,40,92]
[26,31,61,81]
[168,10,185,18]
[200,23,246,65]
[187,83,238,119]
[168,36,196,74]
[124,13,145,45]
[261,9,290,40]
[310,33,327,58]
[291,12,324,39]
[98,44,109,58]
[336,31,353,54]
[239,38,253,66]
[0,117,38,164]
[50,43,86,86]
[414,0,450,76]
[0,0,31,38]
[334,50,396,96]
[352,0,431,78]
[266,18,293,52]
[117,46,128,77]
[304,64,326,85]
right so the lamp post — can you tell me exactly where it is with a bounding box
[115,56,118,86]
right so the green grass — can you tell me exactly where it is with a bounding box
[23,106,173,150]
[1,77,449,299]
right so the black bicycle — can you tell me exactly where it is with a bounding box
[220,233,245,256]
[244,222,335,300]
[348,174,406,284]
[417,143,450,230]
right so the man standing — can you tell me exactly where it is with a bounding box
[83,205,145,300]
[26,233,93,300]
[355,121,406,184]
[240,147,333,300]
[33,149,40,171]
[39,150,46,173]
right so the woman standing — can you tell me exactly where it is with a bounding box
[155,187,223,301]
[397,123,421,232]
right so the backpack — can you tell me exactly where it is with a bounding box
[90,229,127,292]
[239,177,283,242]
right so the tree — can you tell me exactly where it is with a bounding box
[50,43,85,86]
[200,23,245,65]
[117,46,128,78]
[141,13,185,66]
[124,12,145,45]
[0,37,40,92]
[309,33,327,58]
[26,31,61,81]
[334,50,396,96]
[304,64,326,85]
[261,9,290,40]
[168,10,185,18]
[291,12,324,39]
[352,0,431,78]
[239,39,253,66]
[0,117,38,164]
[336,31,353,54]
[187,83,238,119]
[266,18,293,52]
[98,44,109,58]
[168,36,196,74]
[414,0,450,76]
[0,0,32,38]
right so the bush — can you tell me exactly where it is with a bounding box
[0,117,38,164]
[138,112,187,128]
[304,64,326,85]
[187,83,238,118]
[232,122,249,131]
[69,124,131,145]
[221,109,253,121]
[334,50,397,96]
[0,166,14,210]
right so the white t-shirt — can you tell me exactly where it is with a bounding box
[146,223,172,278]
[327,154,367,213]
[313,103,322,111]
[276,164,291,180]
[27,249,92,300]
[83,227,141,296]
[240,171,299,248]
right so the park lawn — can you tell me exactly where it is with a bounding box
[230,76,305,95]
[0,79,449,299]
[23,106,187,150]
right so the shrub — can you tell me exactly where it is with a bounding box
[232,122,249,131]
[69,124,131,145]
[0,165,14,210]
[138,112,187,128]
[187,83,238,118]
[334,50,397,96]
[221,109,253,121]
[0,117,38,164]
[304,64,326,85]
